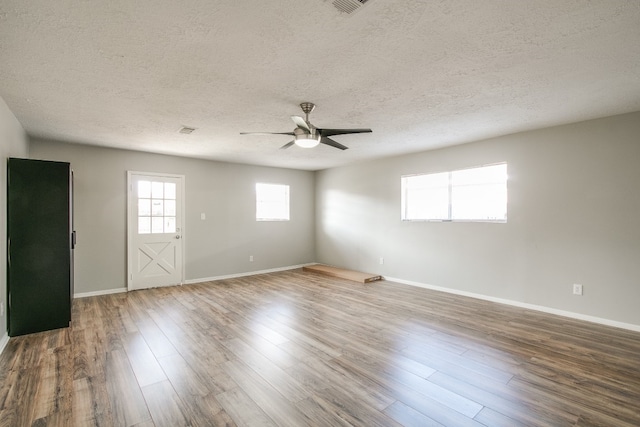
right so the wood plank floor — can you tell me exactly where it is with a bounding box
[1,269,639,426]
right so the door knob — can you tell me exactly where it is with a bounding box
[175,235,181,239]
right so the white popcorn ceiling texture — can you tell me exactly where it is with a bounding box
[0,0,639,170]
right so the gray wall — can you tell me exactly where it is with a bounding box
[31,140,316,295]
[0,97,30,335]
[315,112,640,326]
[8,107,640,329]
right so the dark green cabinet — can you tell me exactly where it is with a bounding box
[7,158,74,336]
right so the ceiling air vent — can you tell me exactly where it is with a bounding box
[178,126,196,134]
[332,0,371,14]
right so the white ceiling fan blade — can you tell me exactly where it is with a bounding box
[291,116,311,132]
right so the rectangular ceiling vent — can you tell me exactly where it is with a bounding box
[332,0,371,15]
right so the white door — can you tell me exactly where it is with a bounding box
[128,172,184,290]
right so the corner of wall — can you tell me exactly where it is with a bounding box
[0,95,30,337]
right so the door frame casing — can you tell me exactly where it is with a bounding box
[126,171,186,291]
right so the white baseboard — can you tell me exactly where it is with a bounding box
[73,264,313,297]
[0,332,9,356]
[184,263,314,285]
[74,287,127,298]
[385,276,640,333]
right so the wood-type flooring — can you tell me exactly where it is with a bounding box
[1,269,639,426]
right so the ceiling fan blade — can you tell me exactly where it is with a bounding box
[240,132,295,135]
[320,137,348,150]
[280,140,295,149]
[317,128,372,137]
[291,116,311,132]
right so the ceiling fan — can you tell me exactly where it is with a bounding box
[240,102,372,150]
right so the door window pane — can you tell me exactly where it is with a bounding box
[152,217,164,233]
[164,217,176,233]
[138,217,151,234]
[137,179,179,234]
[164,183,176,200]
[151,199,164,216]
[138,199,151,216]
[138,181,151,198]
[151,181,164,199]
[164,200,176,216]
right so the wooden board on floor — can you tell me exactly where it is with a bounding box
[303,264,382,283]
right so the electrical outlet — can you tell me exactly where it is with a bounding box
[0,302,4,316]
[573,284,583,296]
[249,255,254,262]
[379,257,384,265]
[200,212,206,220]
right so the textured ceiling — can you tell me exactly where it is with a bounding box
[1,0,639,170]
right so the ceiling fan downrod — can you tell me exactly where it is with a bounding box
[300,102,315,123]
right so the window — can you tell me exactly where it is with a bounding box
[401,163,507,222]
[256,183,290,221]
[138,180,177,233]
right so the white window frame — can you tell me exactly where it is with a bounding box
[256,182,290,221]
[401,163,507,223]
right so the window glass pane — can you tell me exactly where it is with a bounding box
[451,164,507,220]
[407,172,449,189]
[164,182,176,200]
[138,217,151,234]
[402,173,449,220]
[260,202,283,219]
[151,199,164,216]
[164,217,176,233]
[452,163,506,186]
[138,198,151,216]
[151,217,164,233]
[164,200,176,216]
[452,183,506,220]
[256,183,290,220]
[151,181,164,199]
[138,181,151,198]
[406,186,449,219]
[401,163,506,222]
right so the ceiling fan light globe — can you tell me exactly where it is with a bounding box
[295,136,320,148]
